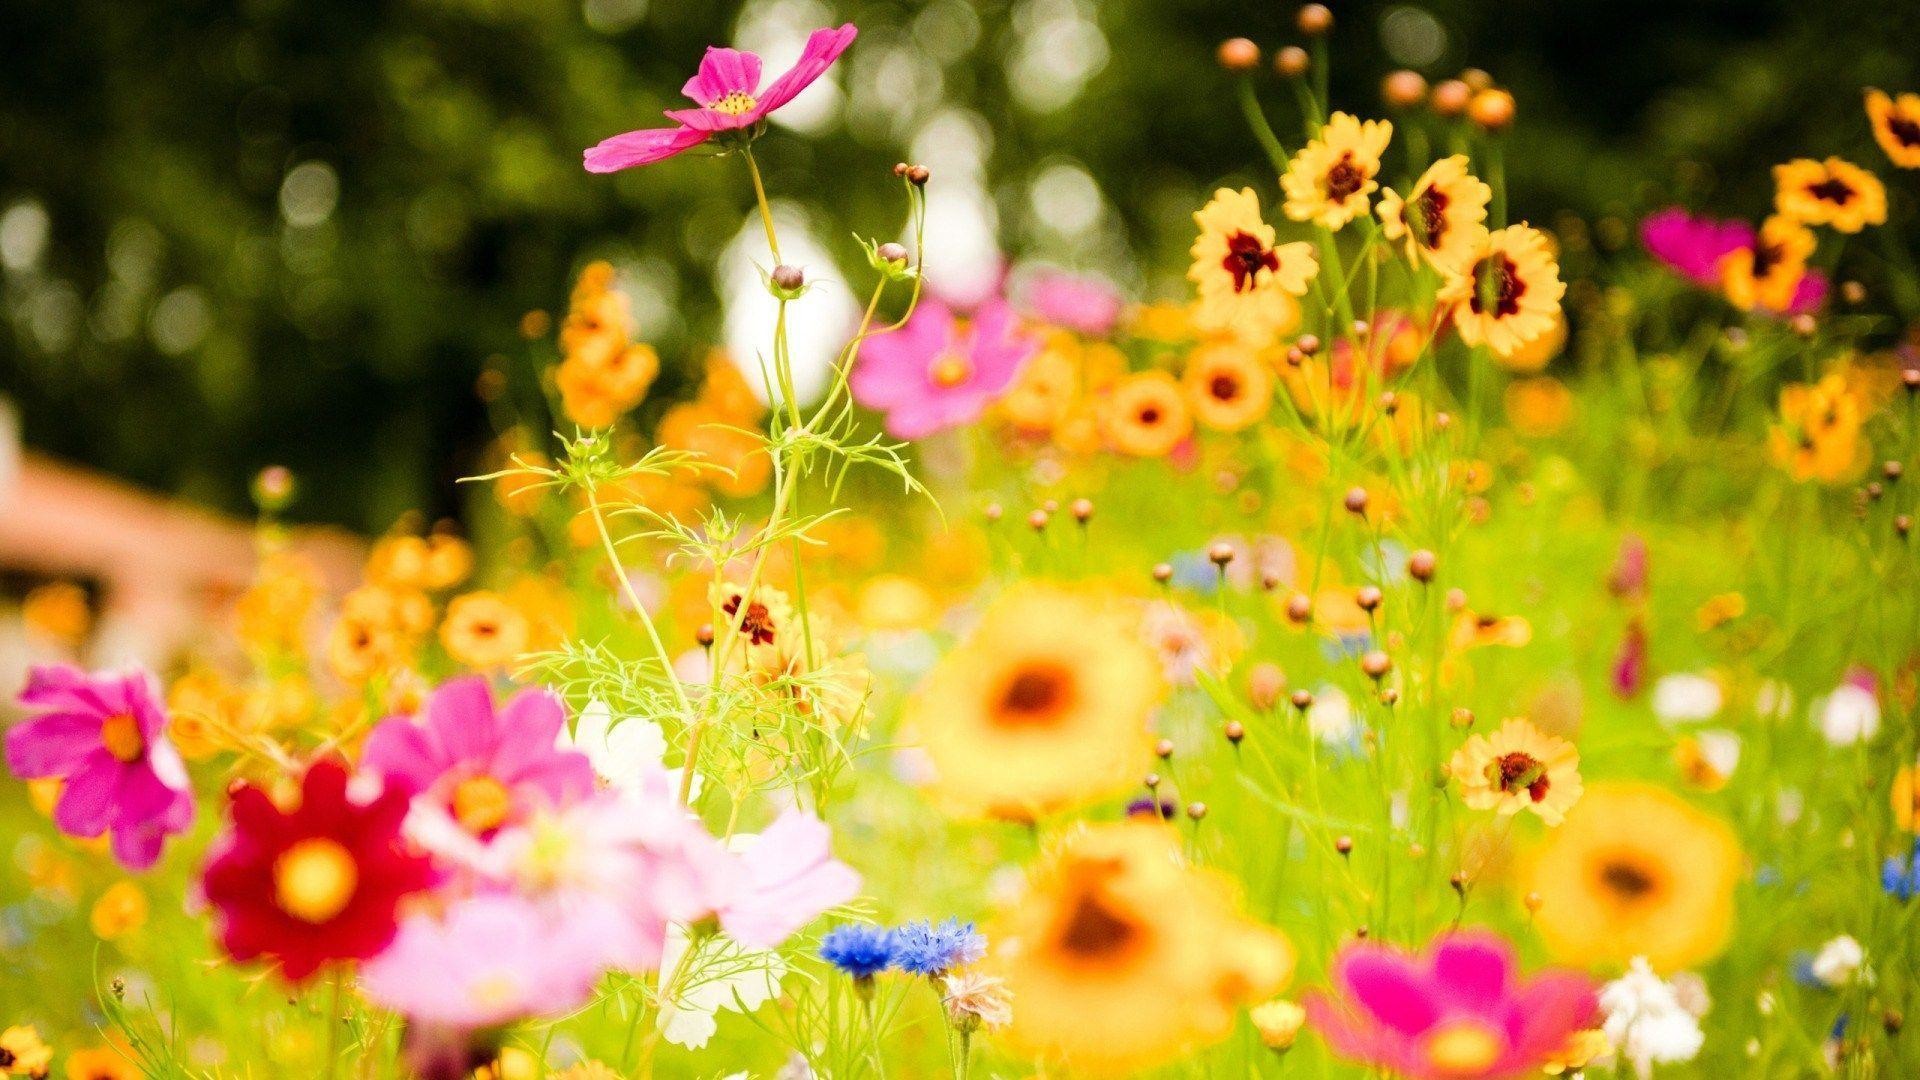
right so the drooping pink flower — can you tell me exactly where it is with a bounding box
[583,25,857,173]
[361,677,595,857]
[1641,208,1753,287]
[359,892,616,1029]
[1020,269,1124,336]
[850,298,1040,439]
[5,665,194,870]
[718,809,861,948]
[1612,617,1649,700]
[1305,930,1599,1080]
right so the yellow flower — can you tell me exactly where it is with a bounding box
[1103,371,1195,457]
[235,550,322,655]
[1189,188,1316,340]
[21,581,90,646]
[1892,761,1920,832]
[1282,112,1393,230]
[1448,717,1583,826]
[89,881,148,940]
[994,822,1293,1074]
[0,1025,52,1077]
[1001,339,1081,434]
[1440,225,1566,360]
[1182,341,1274,432]
[1773,157,1887,233]
[1505,376,1574,437]
[1768,373,1866,483]
[471,1048,538,1080]
[1376,155,1490,271]
[1524,782,1742,971]
[547,1063,621,1080]
[1450,611,1532,651]
[440,591,532,671]
[423,534,474,591]
[1867,89,1920,169]
[1719,215,1816,314]
[1496,311,1566,373]
[1542,1029,1612,1075]
[1694,592,1746,632]
[913,588,1164,820]
[1249,998,1307,1051]
[166,670,242,760]
[64,1044,139,1080]
[710,580,795,675]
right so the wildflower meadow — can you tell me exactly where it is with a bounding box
[6,5,1920,1079]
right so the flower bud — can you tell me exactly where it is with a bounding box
[1248,663,1286,710]
[1355,586,1383,612]
[1274,46,1310,78]
[1468,88,1515,131]
[252,466,297,512]
[1208,542,1236,567]
[1152,562,1174,584]
[1217,37,1261,72]
[876,242,909,266]
[771,264,806,291]
[1296,4,1333,36]
[1343,487,1369,514]
[1070,497,1094,523]
[907,165,931,186]
[1382,70,1428,108]
[1431,79,1471,117]
[1285,593,1312,624]
[1250,1000,1306,1052]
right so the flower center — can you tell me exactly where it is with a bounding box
[993,662,1074,727]
[1424,1020,1505,1075]
[1489,751,1550,801]
[1208,373,1241,402]
[1057,887,1141,962]
[100,713,145,763]
[1468,254,1525,318]
[1890,116,1920,147]
[1222,231,1279,292]
[1324,153,1366,202]
[452,775,513,835]
[1750,239,1783,280]
[723,595,777,646]
[1807,177,1856,205]
[930,353,973,388]
[1411,184,1451,249]
[1597,855,1660,902]
[711,91,758,116]
[272,838,359,924]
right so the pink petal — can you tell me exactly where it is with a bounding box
[1337,946,1442,1036]
[754,24,857,116]
[494,689,569,764]
[5,711,103,777]
[850,300,955,409]
[682,47,762,105]
[111,821,168,871]
[720,811,861,948]
[18,664,114,715]
[53,752,123,837]
[1507,970,1600,1057]
[583,126,710,173]
[1428,931,1514,1017]
[425,676,500,764]
[363,717,448,794]
[662,107,757,133]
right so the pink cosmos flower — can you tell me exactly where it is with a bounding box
[359,892,616,1029]
[1641,208,1753,287]
[583,25,858,173]
[361,677,595,857]
[5,665,194,870]
[717,809,862,948]
[849,298,1040,439]
[1021,269,1124,336]
[1306,930,1598,1080]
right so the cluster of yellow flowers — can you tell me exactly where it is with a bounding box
[554,261,661,429]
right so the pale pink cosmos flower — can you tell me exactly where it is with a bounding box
[583,25,858,173]
[1305,930,1598,1080]
[359,892,616,1029]
[5,665,194,870]
[360,677,596,860]
[1020,268,1124,336]
[850,298,1040,439]
[718,809,862,948]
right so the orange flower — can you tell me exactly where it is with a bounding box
[1768,373,1867,483]
[1867,89,1920,169]
[440,591,533,670]
[1103,371,1194,457]
[1182,342,1274,432]
[1773,158,1887,233]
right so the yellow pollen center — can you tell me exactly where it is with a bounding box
[452,775,513,835]
[1424,1020,1504,1076]
[930,354,973,388]
[272,838,359,924]
[100,713,145,763]
[712,91,758,116]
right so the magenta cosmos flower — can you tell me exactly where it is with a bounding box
[1641,207,1826,315]
[850,298,1040,439]
[583,25,857,173]
[360,677,595,857]
[1305,930,1598,1080]
[5,665,194,870]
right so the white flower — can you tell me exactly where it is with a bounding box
[1818,681,1880,746]
[657,923,788,1049]
[1308,685,1356,745]
[1810,935,1868,989]
[560,699,701,799]
[1695,729,1741,780]
[1600,958,1706,1079]
[941,971,1014,1032]
[1652,673,1722,725]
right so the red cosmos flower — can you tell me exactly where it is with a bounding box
[202,760,435,983]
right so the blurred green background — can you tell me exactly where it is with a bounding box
[2,0,1915,531]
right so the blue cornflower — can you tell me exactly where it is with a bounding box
[1883,840,1920,901]
[819,924,897,979]
[889,918,987,976]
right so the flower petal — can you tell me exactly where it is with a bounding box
[681,46,762,105]
[5,711,104,777]
[754,24,858,116]
[583,126,710,173]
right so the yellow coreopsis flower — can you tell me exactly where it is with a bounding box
[1182,341,1275,432]
[1524,782,1742,971]
[1719,215,1816,314]
[90,880,148,940]
[0,1025,52,1077]
[1866,89,1920,169]
[1768,373,1866,483]
[1773,157,1887,233]
[1282,112,1392,229]
[1103,370,1195,457]
[440,591,532,671]
[1448,717,1584,825]
[1376,154,1491,271]
[993,822,1293,1074]
[1189,188,1316,340]
[1440,225,1567,359]
[912,587,1164,820]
